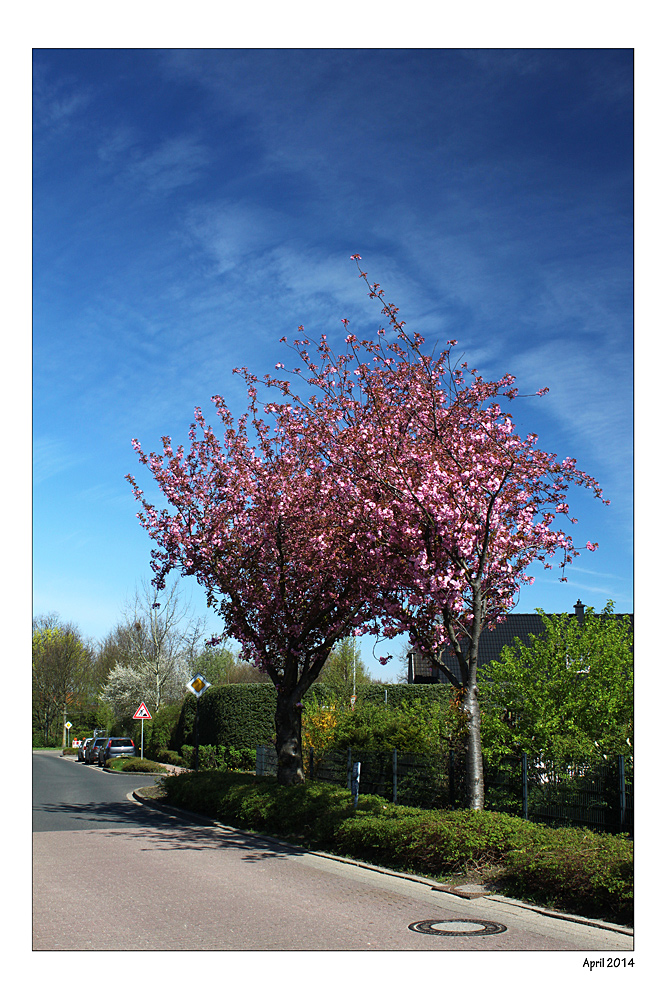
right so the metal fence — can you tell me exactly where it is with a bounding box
[256,745,633,835]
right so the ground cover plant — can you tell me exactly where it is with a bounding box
[158,770,632,925]
[106,757,168,773]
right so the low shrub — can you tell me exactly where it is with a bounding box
[150,749,187,767]
[179,744,255,771]
[120,758,167,773]
[159,771,633,925]
[62,748,79,756]
[333,807,526,874]
[499,824,634,923]
[162,771,357,845]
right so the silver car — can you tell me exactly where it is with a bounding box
[97,737,136,767]
[78,737,94,762]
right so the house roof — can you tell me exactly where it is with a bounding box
[408,604,633,685]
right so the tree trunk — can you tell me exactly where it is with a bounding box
[463,683,484,810]
[275,692,305,786]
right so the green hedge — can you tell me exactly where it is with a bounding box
[170,682,455,753]
[171,684,276,751]
[160,770,633,925]
[180,744,255,771]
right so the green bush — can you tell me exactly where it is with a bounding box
[120,758,167,773]
[146,703,183,756]
[500,824,634,922]
[159,771,633,924]
[162,771,357,845]
[151,748,187,767]
[62,748,78,756]
[179,744,256,771]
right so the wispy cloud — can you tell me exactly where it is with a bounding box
[510,340,631,473]
[101,133,211,195]
[126,135,210,194]
[33,436,83,485]
[33,62,93,131]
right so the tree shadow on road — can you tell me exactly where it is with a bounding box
[38,798,310,864]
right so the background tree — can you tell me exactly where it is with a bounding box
[195,643,273,685]
[478,602,633,764]
[33,615,94,746]
[101,580,205,720]
[98,580,206,734]
[316,637,372,700]
[256,257,608,808]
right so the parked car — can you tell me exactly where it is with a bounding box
[98,737,136,767]
[85,737,108,765]
[78,737,94,762]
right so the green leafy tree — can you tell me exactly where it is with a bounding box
[33,615,94,746]
[479,601,633,764]
[195,643,273,685]
[316,637,372,701]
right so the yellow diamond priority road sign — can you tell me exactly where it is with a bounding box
[186,674,211,698]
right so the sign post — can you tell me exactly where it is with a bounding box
[186,674,211,771]
[133,702,152,758]
[65,720,72,748]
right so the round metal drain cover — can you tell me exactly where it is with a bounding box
[409,918,507,937]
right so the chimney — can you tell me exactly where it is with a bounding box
[573,599,585,624]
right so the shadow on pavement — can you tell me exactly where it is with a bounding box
[38,798,309,863]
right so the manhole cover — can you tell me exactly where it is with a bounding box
[409,919,507,937]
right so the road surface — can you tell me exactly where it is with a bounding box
[33,752,634,951]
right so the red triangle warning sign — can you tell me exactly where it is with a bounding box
[133,702,152,720]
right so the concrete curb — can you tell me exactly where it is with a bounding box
[129,786,633,938]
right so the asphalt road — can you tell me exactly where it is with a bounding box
[33,752,634,952]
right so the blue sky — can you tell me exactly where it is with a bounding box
[32,48,633,680]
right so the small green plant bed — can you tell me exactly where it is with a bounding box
[106,757,168,773]
[61,748,79,756]
[148,749,187,768]
[160,771,633,926]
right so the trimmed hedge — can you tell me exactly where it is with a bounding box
[160,770,633,925]
[179,744,255,771]
[170,682,455,753]
[171,684,276,751]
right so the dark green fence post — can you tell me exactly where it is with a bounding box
[346,747,352,790]
[522,753,528,820]
[392,749,398,804]
[618,754,626,832]
[449,750,455,808]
